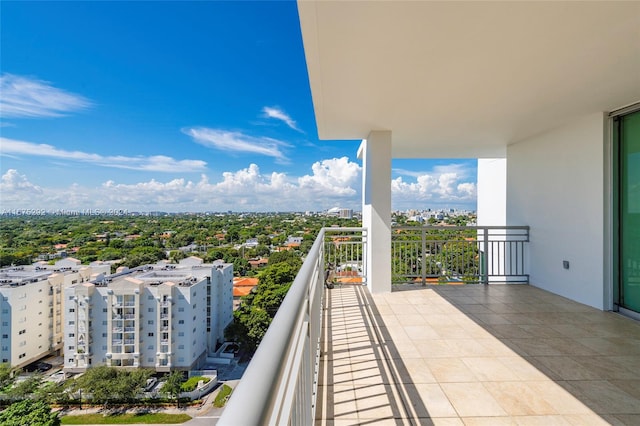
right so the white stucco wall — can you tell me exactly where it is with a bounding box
[507,112,606,309]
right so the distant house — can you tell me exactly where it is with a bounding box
[244,238,259,248]
[248,258,269,270]
[232,277,259,310]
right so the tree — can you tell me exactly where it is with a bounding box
[162,371,184,408]
[267,250,302,268]
[0,400,60,426]
[0,362,14,391]
[7,374,42,400]
[226,261,300,352]
[76,366,150,406]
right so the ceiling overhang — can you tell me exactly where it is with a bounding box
[297,1,640,158]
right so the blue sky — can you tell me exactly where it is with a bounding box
[0,1,477,213]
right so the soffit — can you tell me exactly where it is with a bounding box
[298,1,640,157]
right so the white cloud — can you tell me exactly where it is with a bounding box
[184,127,290,162]
[261,106,302,132]
[0,137,207,172]
[0,159,477,213]
[0,169,43,202]
[0,159,362,212]
[392,165,477,209]
[0,73,92,118]
[298,157,361,196]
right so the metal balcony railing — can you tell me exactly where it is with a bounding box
[391,226,529,285]
[220,227,367,426]
[220,225,530,425]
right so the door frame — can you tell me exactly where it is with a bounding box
[608,102,640,316]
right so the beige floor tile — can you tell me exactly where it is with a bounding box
[423,419,464,426]
[461,357,521,382]
[440,382,507,417]
[562,414,615,425]
[444,339,494,357]
[412,383,459,418]
[563,380,640,414]
[496,356,551,381]
[513,415,572,425]
[403,324,441,340]
[414,339,454,358]
[460,417,518,425]
[483,381,557,415]
[529,356,600,381]
[400,357,437,384]
[319,285,640,424]
[424,358,478,382]
[525,381,592,415]
[397,313,428,326]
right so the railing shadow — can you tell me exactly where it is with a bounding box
[317,284,440,425]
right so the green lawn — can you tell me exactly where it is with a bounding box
[213,384,233,408]
[60,413,191,424]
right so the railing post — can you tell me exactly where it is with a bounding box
[421,227,427,286]
[482,227,489,285]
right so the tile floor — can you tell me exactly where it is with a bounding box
[315,284,640,425]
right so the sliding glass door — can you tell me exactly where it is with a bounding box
[618,109,640,313]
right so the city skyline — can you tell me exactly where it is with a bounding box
[0,1,477,212]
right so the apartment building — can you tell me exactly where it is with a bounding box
[63,258,233,373]
[0,260,110,369]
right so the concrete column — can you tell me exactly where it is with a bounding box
[477,158,506,226]
[358,131,392,293]
[477,158,508,282]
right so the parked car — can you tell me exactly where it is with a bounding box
[24,361,52,372]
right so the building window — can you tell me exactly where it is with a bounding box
[148,308,153,312]
[68,333,75,337]
[148,295,154,300]
[68,346,74,350]
[103,308,108,313]
[69,308,75,313]
[193,304,197,309]
[178,320,184,325]
[148,332,154,337]
[178,307,184,312]
[102,321,107,325]
[102,333,107,337]
[102,345,107,350]
[68,359,74,363]
[178,332,184,336]
[148,357,154,363]
[178,344,184,349]
[148,320,154,325]
[69,321,75,325]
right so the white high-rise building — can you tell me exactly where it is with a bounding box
[0,260,110,369]
[63,258,233,373]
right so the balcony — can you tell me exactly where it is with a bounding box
[220,227,640,425]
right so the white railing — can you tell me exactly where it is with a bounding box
[219,227,367,426]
